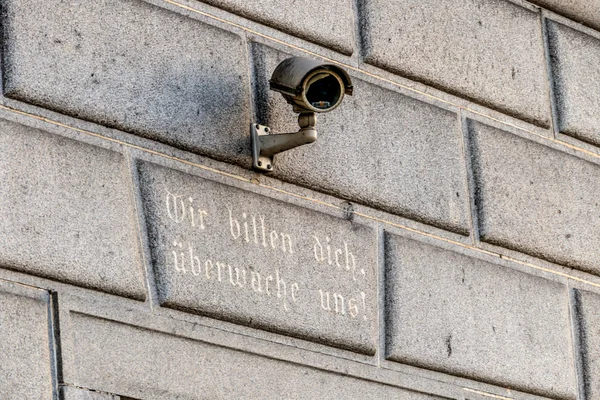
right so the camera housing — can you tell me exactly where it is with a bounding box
[269,57,353,113]
[251,57,353,172]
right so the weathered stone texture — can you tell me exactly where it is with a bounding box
[385,234,576,399]
[574,289,600,400]
[253,44,470,234]
[0,281,53,399]
[71,313,444,400]
[547,21,600,146]
[1,0,598,396]
[361,0,550,126]
[0,118,145,298]
[201,0,354,54]
[530,0,600,32]
[138,161,377,353]
[61,386,120,400]
[470,120,600,275]
[2,0,251,164]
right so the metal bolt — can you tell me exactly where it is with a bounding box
[265,127,270,133]
[255,124,260,129]
[267,164,272,170]
[257,161,262,166]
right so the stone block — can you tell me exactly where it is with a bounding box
[547,21,600,146]
[2,0,251,164]
[573,289,600,400]
[0,281,54,399]
[531,0,600,32]
[252,44,470,234]
[361,0,550,126]
[138,161,377,353]
[61,386,120,400]
[469,120,600,275]
[201,0,354,54]
[70,313,444,399]
[384,234,576,399]
[0,118,145,298]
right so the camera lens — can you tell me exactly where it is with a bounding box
[303,70,344,111]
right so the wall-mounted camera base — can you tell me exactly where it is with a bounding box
[251,123,275,172]
[251,113,318,173]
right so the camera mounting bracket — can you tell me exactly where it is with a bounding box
[251,112,318,173]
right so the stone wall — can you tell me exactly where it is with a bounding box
[1,0,600,399]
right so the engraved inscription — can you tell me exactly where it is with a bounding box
[140,162,376,353]
[165,191,369,318]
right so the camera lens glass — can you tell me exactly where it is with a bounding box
[304,71,343,110]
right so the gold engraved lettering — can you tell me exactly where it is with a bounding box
[265,274,273,296]
[335,248,342,268]
[313,235,324,262]
[243,213,250,243]
[162,195,374,321]
[216,262,226,282]
[189,243,202,276]
[189,197,195,226]
[165,189,208,229]
[251,270,263,292]
[166,190,186,223]
[344,241,357,281]
[190,197,208,230]
[227,206,294,255]
[348,297,358,318]
[260,215,267,247]
[171,240,303,311]
[313,235,361,281]
[228,207,241,239]
[252,215,258,244]
[291,283,299,302]
[318,289,367,319]
[319,289,331,311]
[205,259,213,280]
[170,241,188,273]
[280,233,293,254]
[228,264,246,288]
[276,270,287,311]
[361,291,367,320]
[333,293,345,315]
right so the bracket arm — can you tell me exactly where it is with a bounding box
[251,112,318,172]
[258,128,317,157]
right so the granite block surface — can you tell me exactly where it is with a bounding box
[70,312,444,400]
[61,386,120,400]
[252,44,470,234]
[547,21,600,146]
[470,120,600,275]
[0,118,145,298]
[361,0,550,126]
[0,281,54,399]
[573,289,600,400]
[200,0,354,54]
[138,161,377,353]
[2,0,251,164]
[385,234,576,399]
[530,0,600,31]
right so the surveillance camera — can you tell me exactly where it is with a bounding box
[251,57,353,172]
[269,57,353,113]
